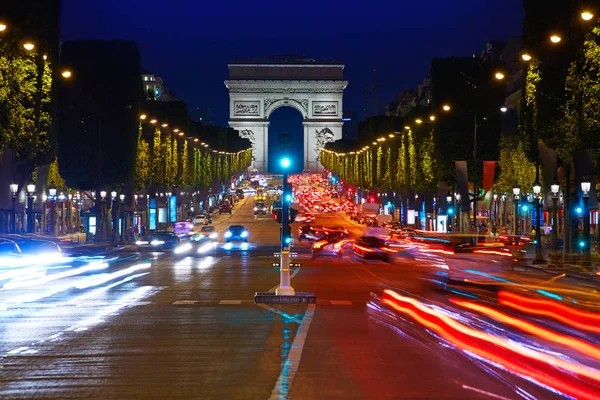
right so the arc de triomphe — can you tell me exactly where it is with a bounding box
[225,56,348,172]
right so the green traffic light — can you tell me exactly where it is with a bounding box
[280,157,291,168]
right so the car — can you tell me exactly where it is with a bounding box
[224,225,248,242]
[193,214,210,225]
[352,236,397,262]
[254,201,267,215]
[136,231,180,251]
[197,225,218,240]
[312,234,354,259]
[219,203,232,214]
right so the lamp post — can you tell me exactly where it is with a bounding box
[111,191,117,243]
[446,192,453,233]
[513,186,520,235]
[493,193,498,229]
[551,183,559,263]
[58,193,66,235]
[119,193,125,243]
[9,183,18,233]
[581,177,591,263]
[26,184,35,233]
[532,179,545,264]
[277,157,295,296]
[48,186,57,235]
[501,194,507,229]
[456,193,461,232]
[100,190,107,241]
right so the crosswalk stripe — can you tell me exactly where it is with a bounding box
[219,300,242,305]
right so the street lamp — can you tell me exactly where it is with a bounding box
[494,71,505,80]
[500,106,508,113]
[551,183,560,262]
[521,53,532,61]
[26,184,35,233]
[446,192,453,233]
[9,183,18,233]
[581,177,591,262]
[0,23,6,32]
[532,179,544,264]
[513,186,520,235]
[61,70,72,78]
[550,35,562,44]
[442,104,451,112]
[582,11,594,21]
[493,193,498,228]
[415,118,423,124]
[23,42,35,51]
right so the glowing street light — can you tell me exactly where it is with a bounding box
[500,106,508,113]
[415,118,423,124]
[61,70,72,78]
[550,35,562,44]
[161,123,168,128]
[429,115,436,121]
[0,23,7,32]
[149,119,157,124]
[404,125,410,130]
[521,53,532,61]
[139,114,147,120]
[494,71,505,80]
[582,11,594,21]
[442,104,451,112]
[23,42,35,51]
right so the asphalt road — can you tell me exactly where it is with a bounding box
[0,193,596,399]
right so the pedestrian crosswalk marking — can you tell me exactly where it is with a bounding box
[173,300,198,305]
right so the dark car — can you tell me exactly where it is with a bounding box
[352,236,397,262]
[224,225,248,242]
[136,231,180,251]
[219,203,232,214]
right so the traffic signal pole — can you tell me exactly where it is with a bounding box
[277,171,295,296]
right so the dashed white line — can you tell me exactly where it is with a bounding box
[173,300,198,305]
[330,300,352,305]
[219,300,242,305]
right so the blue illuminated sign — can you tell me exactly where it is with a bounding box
[168,196,177,223]
[149,198,157,230]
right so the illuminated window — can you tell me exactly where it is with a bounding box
[144,76,148,81]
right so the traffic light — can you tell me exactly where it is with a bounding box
[290,208,298,222]
[273,209,282,223]
[284,192,293,203]
[281,225,292,245]
[448,207,454,215]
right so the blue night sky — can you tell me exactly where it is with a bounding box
[61,0,524,127]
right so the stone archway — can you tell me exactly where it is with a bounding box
[225,56,348,172]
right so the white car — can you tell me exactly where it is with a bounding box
[193,214,209,225]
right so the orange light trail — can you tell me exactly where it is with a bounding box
[451,298,600,362]
[473,249,511,257]
[353,244,375,253]
[381,290,600,399]
[419,248,454,255]
[499,291,600,334]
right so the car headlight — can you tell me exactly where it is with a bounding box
[241,231,248,238]
[151,240,165,246]
[136,240,148,245]
[224,231,232,238]
[174,243,192,254]
[209,232,218,239]
[254,207,258,211]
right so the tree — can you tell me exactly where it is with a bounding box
[135,124,150,189]
[495,134,536,192]
[46,158,66,189]
[181,140,189,186]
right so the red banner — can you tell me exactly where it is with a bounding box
[482,161,496,193]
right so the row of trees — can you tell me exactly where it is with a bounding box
[321,126,437,194]
[135,123,252,191]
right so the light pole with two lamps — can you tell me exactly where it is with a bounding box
[532,179,545,264]
[581,177,591,264]
[551,182,560,263]
[513,186,521,235]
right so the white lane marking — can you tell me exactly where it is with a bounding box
[268,267,302,292]
[330,300,352,305]
[256,304,303,324]
[173,300,197,305]
[219,300,242,305]
[362,268,377,277]
[268,304,316,400]
[461,385,513,400]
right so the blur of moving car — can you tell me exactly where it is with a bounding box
[312,233,354,259]
[198,225,218,240]
[352,236,397,262]
[254,201,267,215]
[193,214,210,225]
[136,231,180,251]
[219,203,232,214]
[331,192,338,199]
[224,225,248,242]
[236,188,244,200]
